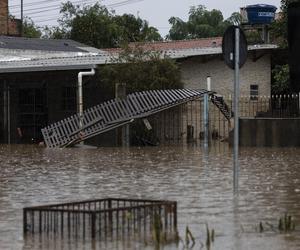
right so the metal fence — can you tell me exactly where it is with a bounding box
[23,198,177,240]
[143,94,300,144]
[146,100,231,144]
[238,94,300,118]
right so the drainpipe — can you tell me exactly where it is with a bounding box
[203,76,211,148]
[78,69,95,133]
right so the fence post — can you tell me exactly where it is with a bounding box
[23,208,28,234]
[299,92,300,115]
[91,212,96,238]
[108,199,113,234]
[173,202,177,230]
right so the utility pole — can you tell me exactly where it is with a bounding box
[21,0,24,36]
[222,25,247,194]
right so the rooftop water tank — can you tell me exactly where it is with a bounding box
[245,4,277,24]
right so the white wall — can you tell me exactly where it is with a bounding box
[181,53,271,97]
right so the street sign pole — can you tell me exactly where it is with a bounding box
[233,27,240,193]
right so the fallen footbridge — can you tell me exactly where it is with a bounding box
[42,89,231,148]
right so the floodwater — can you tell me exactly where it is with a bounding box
[1,143,300,250]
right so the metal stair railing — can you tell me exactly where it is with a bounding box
[210,94,232,121]
[42,89,231,148]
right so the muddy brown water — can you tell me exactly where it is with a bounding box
[0,143,300,250]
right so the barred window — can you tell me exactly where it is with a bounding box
[250,85,258,100]
[62,87,76,111]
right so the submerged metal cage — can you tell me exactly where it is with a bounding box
[23,198,177,240]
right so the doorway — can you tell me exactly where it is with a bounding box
[18,87,47,143]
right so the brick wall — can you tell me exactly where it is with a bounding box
[181,53,271,97]
[0,0,21,36]
[8,19,21,36]
[0,0,8,35]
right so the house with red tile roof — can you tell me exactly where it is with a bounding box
[105,37,277,97]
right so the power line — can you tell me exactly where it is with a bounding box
[9,0,99,15]
[32,0,145,24]
[21,0,99,16]
[9,0,63,9]
[8,0,142,10]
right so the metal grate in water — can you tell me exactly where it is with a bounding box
[23,198,177,240]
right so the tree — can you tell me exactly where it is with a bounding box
[114,14,162,43]
[99,45,183,94]
[272,64,290,94]
[70,3,120,48]
[167,17,189,40]
[270,0,300,47]
[226,12,242,25]
[50,1,162,48]
[269,0,300,93]
[22,17,42,38]
[167,5,230,40]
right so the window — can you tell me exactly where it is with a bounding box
[62,87,77,111]
[250,85,258,100]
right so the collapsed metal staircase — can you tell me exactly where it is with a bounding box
[42,89,231,148]
[210,94,232,120]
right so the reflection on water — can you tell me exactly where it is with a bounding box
[1,143,300,250]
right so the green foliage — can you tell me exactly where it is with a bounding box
[99,45,183,93]
[270,0,300,47]
[50,1,161,48]
[42,26,68,39]
[226,12,242,25]
[167,17,189,40]
[22,17,42,38]
[167,5,231,40]
[272,64,290,94]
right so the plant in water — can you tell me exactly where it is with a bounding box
[257,213,296,234]
[259,222,264,233]
[152,212,163,246]
[206,223,215,249]
[278,213,296,232]
[185,226,195,248]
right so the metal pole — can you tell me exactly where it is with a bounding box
[21,0,24,36]
[233,27,240,193]
[116,83,129,147]
[203,76,211,147]
[298,92,300,115]
[7,84,11,144]
[77,69,95,145]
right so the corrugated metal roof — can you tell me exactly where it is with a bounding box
[0,53,111,73]
[0,36,89,52]
[0,36,278,73]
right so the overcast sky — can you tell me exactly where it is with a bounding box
[9,0,281,37]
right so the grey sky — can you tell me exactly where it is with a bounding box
[9,0,281,37]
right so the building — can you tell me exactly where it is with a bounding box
[103,38,278,143]
[0,0,22,36]
[0,35,277,144]
[0,36,114,144]
[109,37,277,97]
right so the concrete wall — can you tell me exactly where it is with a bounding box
[239,118,300,147]
[181,53,271,97]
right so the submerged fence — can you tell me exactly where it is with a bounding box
[23,198,177,240]
[239,94,300,118]
[141,94,300,144]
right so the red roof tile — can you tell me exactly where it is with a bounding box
[104,37,223,52]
